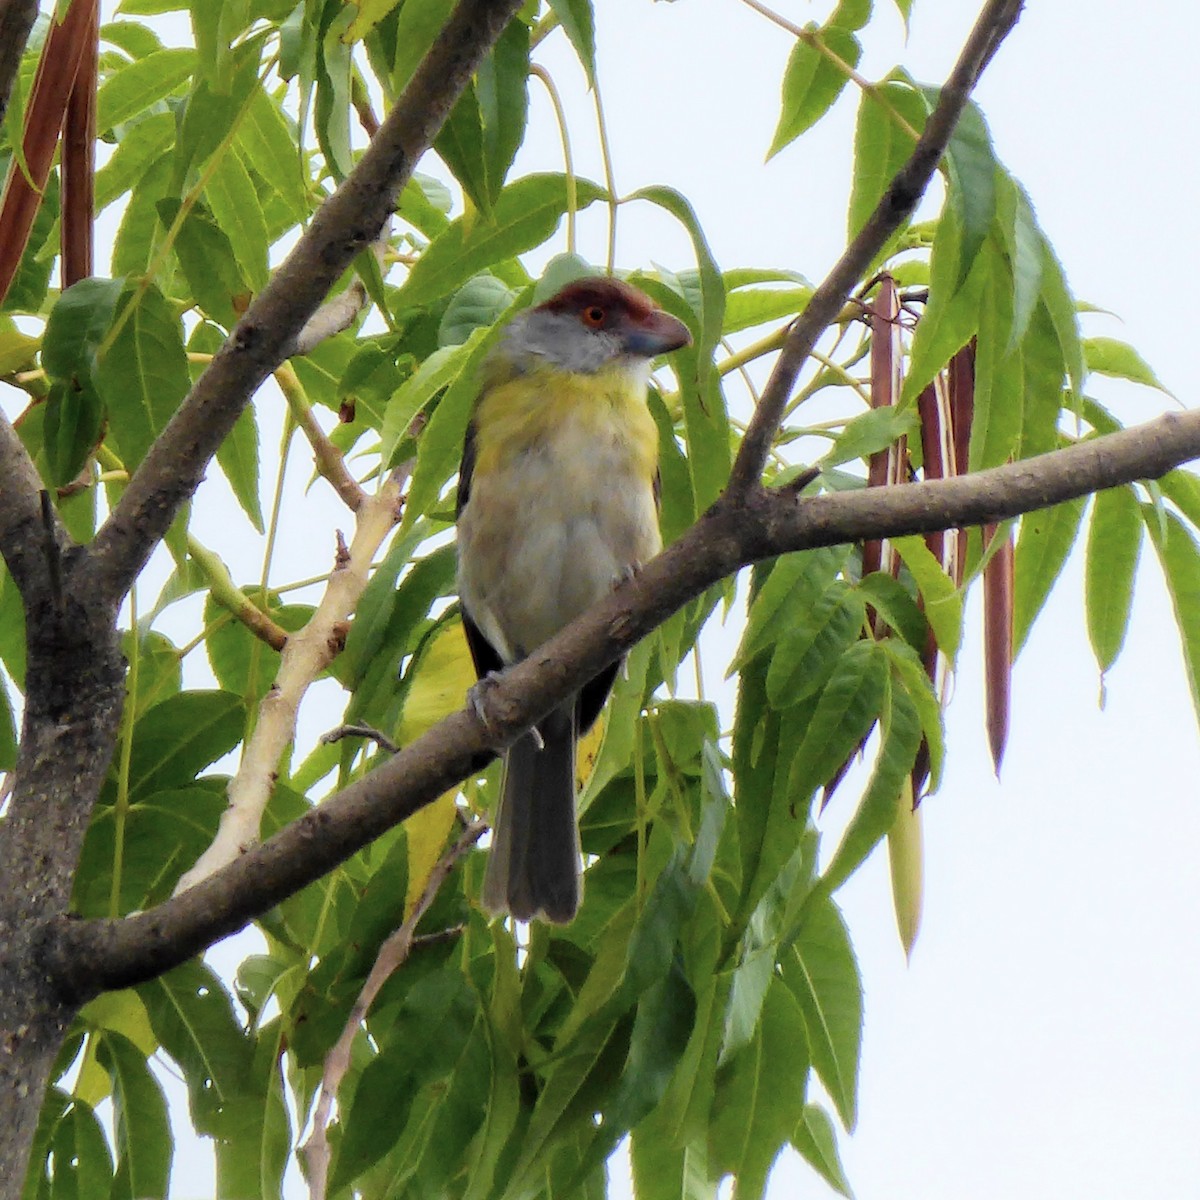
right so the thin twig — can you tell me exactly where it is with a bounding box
[301,818,487,1200]
[729,0,1026,494]
[320,723,399,755]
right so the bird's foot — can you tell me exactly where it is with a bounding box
[467,672,545,750]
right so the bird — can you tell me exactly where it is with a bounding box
[456,276,692,923]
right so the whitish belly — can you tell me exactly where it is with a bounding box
[458,423,660,662]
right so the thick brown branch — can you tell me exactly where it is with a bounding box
[46,406,1200,997]
[729,0,1025,493]
[81,0,523,609]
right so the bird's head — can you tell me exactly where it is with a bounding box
[492,276,693,378]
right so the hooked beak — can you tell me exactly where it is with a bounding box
[622,309,693,358]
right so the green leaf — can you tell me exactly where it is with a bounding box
[98,1031,172,1200]
[43,276,125,381]
[1086,486,1142,672]
[138,962,252,1137]
[346,0,404,42]
[768,23,861,159]
[0,673,17,771]
[44,378,105,487]
[238,83,308,220]
[856,571,927,650]
[125,689,245,800]
[1146,509,1200,730]
[315,7,353,179]
[783,896,862,1130]
[547,0,597,84]
[883,638,945,792]
[820,404,918,468]
[96,282,190,471]
[722,285,812,335]
[819,670,922,893]
[765,585,865,709]
[399,323,503,531]
[205,148,269,290]
[395,174,603,311]
[601,959,697,1145]
[922,92,996,290]
[847,80,925,244]
[792,1105,853,1196]
[995,173,1042,352]
[891,534,962,657]
[157,197,247,328]
[96,48,196,132]
[1013,497,1086,655]
[1084,336,1171,394]
[968,247,1022,471]
[708,978,811,1200]
[439,273,517,347]
[900,204,987,405]
[215,405,265,531]
[785,639,887,813]
[50,1098,115,1197]
[732,547,852,672]
[95,110,175,212]
[1039,233,1085,401]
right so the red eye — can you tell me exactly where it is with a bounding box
[581,306,606,328]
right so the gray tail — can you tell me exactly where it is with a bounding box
[482,702,581,923]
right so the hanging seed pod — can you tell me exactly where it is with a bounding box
[947,342,976,587]
[983,525,1014,775]
[0,0,95,303]
[61,0,98,287]
[863,275,901,581]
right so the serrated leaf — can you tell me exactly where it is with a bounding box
[856,571,927,649]
[922,91,996,290]
[205,147,269,290]
[785,639,887,812]
[399,324,502,531]
[96,282,190,471]
[43,276,125,381]
[1146,509,1200,730]
[768,24,861,159]
[238,83,308,220]
[51,1098,115,1197]
[1084,336,1171,394]
[820,404,918,468]
[396,174,603,311]
[99,1031,172,1200]
[784,895,862,1129]
[891,533,962,658]
[765,586,865,709]
[708,978,811,1199]
[847,80,925,244]
[1085,486,1142,672]
[96,47,196,132]
[792,1104,853,1196]
[900,204,987,406]
[44,377,105,487]
[995,173,1042,352]
[722,285,811,335]
[820,670,922,893]
[1012,496,1085,655]
[95,110,175,213]
[215,404,265,531]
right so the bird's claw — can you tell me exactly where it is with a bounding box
[468,671,545,751]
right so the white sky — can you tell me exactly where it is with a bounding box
[69,0,1200,1196]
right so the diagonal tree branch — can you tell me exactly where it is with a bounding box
[46,405,1200,998]
[80,0,524,610]
[728,0,1026,494]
